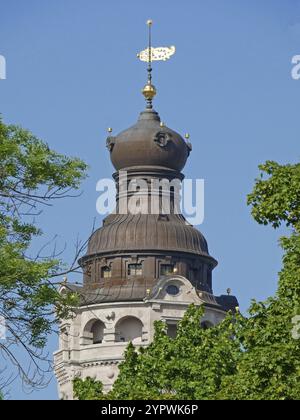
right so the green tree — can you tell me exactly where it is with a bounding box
[0,116,87,392]
[108,305,240,400]
[73,160,300,400]
[219,161,300,400]
[73,377,104,400]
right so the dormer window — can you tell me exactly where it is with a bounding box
[128,263,143,277]
[101,266,112,278]
[160,264,174,276]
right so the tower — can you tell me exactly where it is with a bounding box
[54,22,238,400]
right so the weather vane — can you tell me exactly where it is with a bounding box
[137,19,176,109]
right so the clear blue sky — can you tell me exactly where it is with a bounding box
[0,0,299,399]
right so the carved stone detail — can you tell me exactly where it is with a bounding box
[154,131,172,148]
[100,257,107,265]
[84,263,92,277]
[105,311,116,321]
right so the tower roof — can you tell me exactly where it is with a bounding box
[78,20,219,299]
[85,213,214,260]
[107,109,191,172]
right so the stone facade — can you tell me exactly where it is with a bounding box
[54,275,227,400]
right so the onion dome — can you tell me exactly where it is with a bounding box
[106,109,191,172]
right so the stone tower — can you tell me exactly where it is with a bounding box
[54,22,238,400]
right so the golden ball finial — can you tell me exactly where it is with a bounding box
[147,19,153,26]
[160,121,165,127]
[107,127,113,133]
[185,133,190,140]
[142,82,156,101]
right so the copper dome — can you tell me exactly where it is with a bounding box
[107,109,191,172]
[79,106,218,293]
[87,213,213,260]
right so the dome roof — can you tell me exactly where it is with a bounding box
[86,213,213,260]
[107,109,191,172]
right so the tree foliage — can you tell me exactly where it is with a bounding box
[109,306,242,400]
[222,160,300,400]
[73,160,300,400]
[0,116,87,391]
[73,377,104,400]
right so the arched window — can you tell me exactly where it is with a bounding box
[91,320,105,344]
[115,316,143,343]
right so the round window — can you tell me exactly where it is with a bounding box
[166,284,180,296]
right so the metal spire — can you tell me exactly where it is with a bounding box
[137,20,176,109]
[147,19,152,85]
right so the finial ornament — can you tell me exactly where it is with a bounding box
[138,19,176,109]
[185,133,192,156]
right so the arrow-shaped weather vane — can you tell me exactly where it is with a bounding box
[137,20,176,109]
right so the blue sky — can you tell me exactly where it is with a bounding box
[0,0,299,399]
